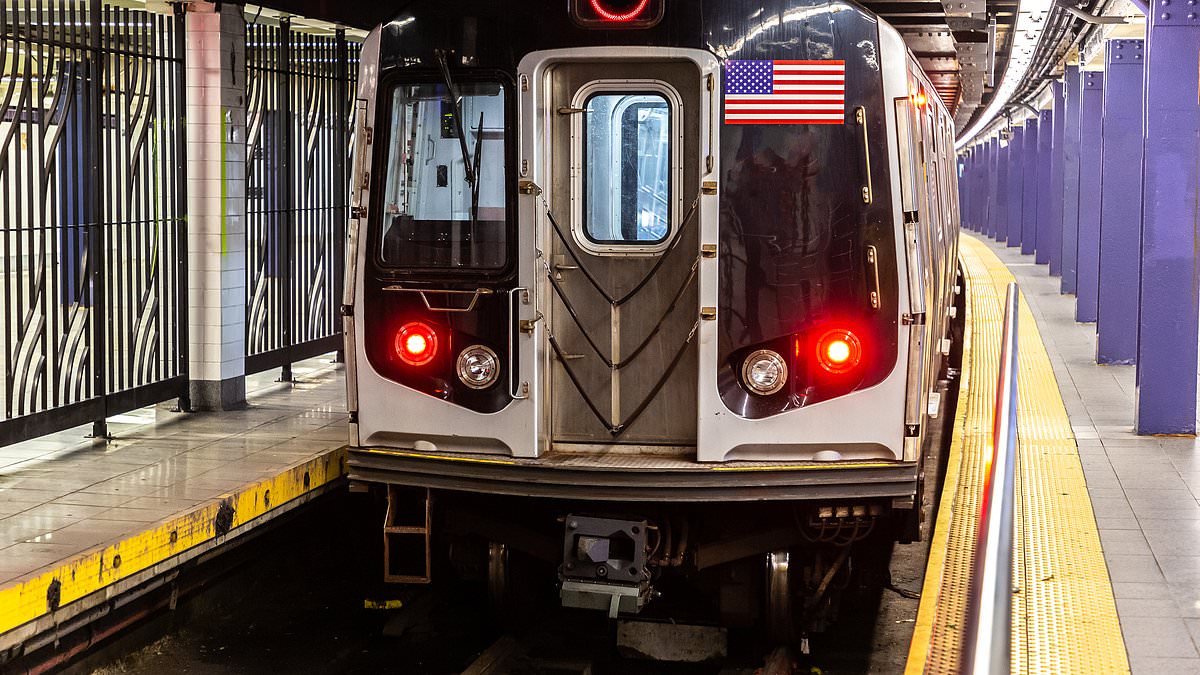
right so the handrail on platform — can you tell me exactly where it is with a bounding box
[963,281,1019,675]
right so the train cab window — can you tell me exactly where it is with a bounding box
[579,91,674,250]
[378,82,508,270]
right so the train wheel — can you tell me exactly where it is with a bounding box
[765,549,795,644]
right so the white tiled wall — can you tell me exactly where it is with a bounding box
[184,2,246,386]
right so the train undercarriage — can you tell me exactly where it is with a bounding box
[357,485,909,663]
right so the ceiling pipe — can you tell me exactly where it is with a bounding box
[1054,0,1130,23]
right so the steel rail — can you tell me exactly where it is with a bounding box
[963,281,1019,675]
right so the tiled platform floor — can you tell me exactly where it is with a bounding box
[982,238,1200,674]
[0,357,347,586]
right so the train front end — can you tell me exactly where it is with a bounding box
[343,0,954,634]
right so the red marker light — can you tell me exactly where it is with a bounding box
[589,0,651,21]
[395,322,438,366]
[406,333,428,356]
[571,0,662,28]
[815,329,862,374]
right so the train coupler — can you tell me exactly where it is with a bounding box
[558,515,653,618]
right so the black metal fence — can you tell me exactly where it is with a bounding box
[0,0,187,444]
[245,20,358,376]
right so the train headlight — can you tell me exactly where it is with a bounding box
[456,345,500,389]
[742,349,788,395]
[396,322,438,366]
[815,329,862,374]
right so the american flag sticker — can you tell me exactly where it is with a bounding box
[723,59,846,125]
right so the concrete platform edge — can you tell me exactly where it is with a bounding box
[0,447,348,651]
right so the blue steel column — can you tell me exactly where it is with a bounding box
[1006,126,1024,248]
[959,154,970,231]
[1076,72,1104,323]
[964,147,974,230]
[1021,119,1039,254]
[965,147,975,232]
[1035,108,1053,265]
[976,143,986,235]
[965,147,976,231]
[979,142,988,235]
[1096,39,1144,364]
[1061,66,1082,293]
[986,138,999,238]
[996,141,1010,242]
[964,147,974,229]
[1047,81,1066,274]
[964,148,975,231]
[1135,11,1200,434]
[979,140,988,233]
[993,138,1003,237]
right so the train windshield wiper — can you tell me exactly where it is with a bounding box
[433,49,477,188]
[470,110,484,224]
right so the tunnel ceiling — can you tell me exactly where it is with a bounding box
[249,0,1016,132]
[860,0,1017,129]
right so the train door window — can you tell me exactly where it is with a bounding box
[574,82,682,253]
[377,81,508,271]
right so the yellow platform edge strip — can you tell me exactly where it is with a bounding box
[0,447,347,638]
[905,235,1129,674]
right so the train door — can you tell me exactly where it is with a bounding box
[542,59,702,450]
[894,74,933,459]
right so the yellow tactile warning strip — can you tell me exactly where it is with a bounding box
[0,448,346,638]
[905,235,1128,674]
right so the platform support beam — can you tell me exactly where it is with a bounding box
[1006,126,1024,248]
[1135,13,1200,435]
[184,1,248,410]
[1021,119,1039,255]
[1075,71,1104,323]
[1096,39,1144,365]
[980,140,989,236]
[1047,81,1066,275]
[961,152,973,231]
[977,144,988,233]
[996,141,1010,243]
[985,138,998,238]
[1034,109,1053,265]
[961,151,972,231]
[979,139,988,236]
[1060,66,1081,292]
[971,145,980,233]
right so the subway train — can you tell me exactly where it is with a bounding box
[342,0,961,642]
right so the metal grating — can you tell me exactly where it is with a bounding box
[244,18,358,376]
[906,234,1128,673]
[0,0,187,445]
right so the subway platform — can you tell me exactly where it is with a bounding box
[0,357,348,656]
[908,233,1200,674]
[983,236,1200,673]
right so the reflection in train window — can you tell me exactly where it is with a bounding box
[378,82,507,270]
[582,92,671,246]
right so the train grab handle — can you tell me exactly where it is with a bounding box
[508,287,531,400]
[855,105,873,205]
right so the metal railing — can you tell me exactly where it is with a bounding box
[1,0,188,445]
[963,281,1019,674]
[244,19,360,377]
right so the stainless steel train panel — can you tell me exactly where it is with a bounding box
[348,446,920,502]
[350,31,540,457]
[542,59,702,446]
